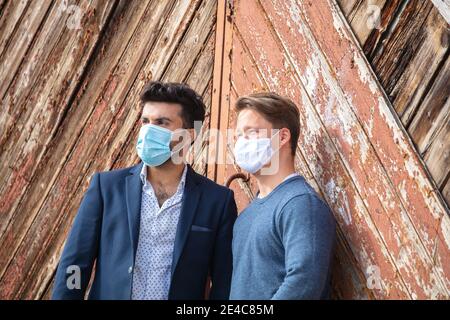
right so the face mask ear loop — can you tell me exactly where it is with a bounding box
[270,129,282,154]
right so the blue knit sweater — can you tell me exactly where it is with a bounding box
[229,175,336,300]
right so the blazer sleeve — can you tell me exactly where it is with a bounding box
[209,189,238,300]
[52,172,103,300]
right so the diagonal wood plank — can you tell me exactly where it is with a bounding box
[296,0,449,297]
[218,0,449,299]
[0,0,218,299]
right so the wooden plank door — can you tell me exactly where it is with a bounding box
[0,0,218,299]
[210,0,450,299]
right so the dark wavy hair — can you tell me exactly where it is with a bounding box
[140,81,206,130]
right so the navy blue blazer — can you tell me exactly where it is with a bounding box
[52,162,237,300]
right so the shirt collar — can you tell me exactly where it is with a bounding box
[256,172,300,199]
[283,172,299,182]
[140,164,188,194]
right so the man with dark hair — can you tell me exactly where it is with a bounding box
[52,81,237,300]
[230,92,336,300]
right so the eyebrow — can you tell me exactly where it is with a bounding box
[240,126,258,132]
[141,116,173,123]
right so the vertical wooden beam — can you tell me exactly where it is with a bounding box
[209,0,233,184]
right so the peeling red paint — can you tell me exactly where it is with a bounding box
[216,0,449,299]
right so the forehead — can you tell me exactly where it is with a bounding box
[142,101,182,118]
[235,108,273,131]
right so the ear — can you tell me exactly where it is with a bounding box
[279,127,291,149]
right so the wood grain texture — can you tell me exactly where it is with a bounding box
[0,0,216,299]
[218,0,449,299]
[337,0,450,208]
[0,0,448,300]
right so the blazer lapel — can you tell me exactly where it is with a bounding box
[171,165,201,276]
[125,161,144,259]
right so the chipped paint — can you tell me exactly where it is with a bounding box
[223,0,450,299]
[303,52,321,95]
[352,50,378,95]
[441,216,450,251]
[325,179,352,225]
[0,0,216,299]
[405,155,442,220]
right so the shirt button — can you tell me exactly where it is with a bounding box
[128,266,133,274]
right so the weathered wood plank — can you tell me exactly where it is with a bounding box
[407,53,450,194]
[338,0,450,212]
[184,29,216,175]
[16,0,217,299]
[224,0,449,299]
[0,0,30,59]
[392,5,448,127]
[0,0,75,148]
[408,55,450,159]
[443,180,450,209]
[0,0,119,266]
[295,0,449,298]
[431,0,450,24]
[27,0,216,298]
[332,228,374,299]
[423,120,449,188]
[208,0,231,181]
[0,0,52,98]
[0,0,201,298]
[336,0,360,17]
[339,0,387,45]
[303,1,450,294]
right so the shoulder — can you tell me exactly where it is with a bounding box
[277,178,334,222]
[277,192,335,234]
[275,176,320,207]
[281,192,328,213]
[95,163,140,182]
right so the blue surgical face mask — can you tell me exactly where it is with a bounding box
[136,124,173,167]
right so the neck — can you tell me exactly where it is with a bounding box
[254,156,295,198]
[146,161,185,186]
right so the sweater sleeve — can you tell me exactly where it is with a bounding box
[271,193,336,300]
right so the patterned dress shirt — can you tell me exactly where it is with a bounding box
[131,164,187,300]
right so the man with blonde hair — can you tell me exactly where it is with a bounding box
[230,92,336,300]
